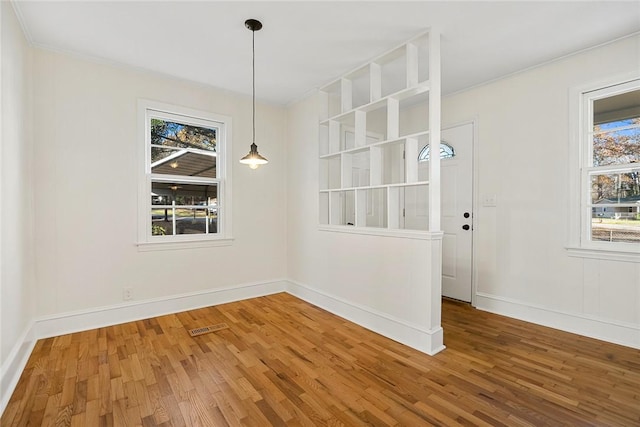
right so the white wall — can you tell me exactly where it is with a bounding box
[443,34,640,347]
[0,0,36,407]
[31,49,287,318]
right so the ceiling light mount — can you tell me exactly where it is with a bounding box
[244,19,262,32]
[240,18,268,170]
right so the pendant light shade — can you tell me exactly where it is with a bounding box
[240,142,268,169]
[240,18,268,169]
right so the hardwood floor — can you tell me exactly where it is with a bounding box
[2,293,639,426]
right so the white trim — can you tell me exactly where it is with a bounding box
[475,292,640,350]
[9,2,33,45]
[0,322,37,416]
[136,237,234,251]
[34,280,287,340]
[286,280,446,356]
[566,246,640,263]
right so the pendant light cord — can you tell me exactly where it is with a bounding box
[252,28,256,145]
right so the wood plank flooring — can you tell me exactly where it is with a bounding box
[2,293,639,426]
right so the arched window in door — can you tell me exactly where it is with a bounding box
[418,141,455,161]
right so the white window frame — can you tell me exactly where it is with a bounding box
[137,100,233,250]
[568,75,640,262]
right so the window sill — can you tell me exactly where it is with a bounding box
[137,237,234,252]
[566,246,640,263]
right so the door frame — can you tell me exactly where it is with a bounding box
[441,118,479,307]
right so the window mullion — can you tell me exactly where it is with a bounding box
[150,173,219,185]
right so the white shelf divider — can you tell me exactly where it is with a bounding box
[370,62,382,103]
[340,78,352,113]
[354,111,367,148]
[318,30,439,236]
[405,137,419,183]
[387,98,400,140]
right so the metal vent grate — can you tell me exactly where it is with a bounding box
[188,323,229,337]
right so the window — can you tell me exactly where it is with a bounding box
[138,100,232,248]
[577,79,640,253]
[418,141,455,161]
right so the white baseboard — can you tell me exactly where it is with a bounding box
[286,280,445,356]
[475,292,640,350]
[0,321,37,415]
[34,280,288,339]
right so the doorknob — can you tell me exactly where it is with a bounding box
[462,224,470,230]
[463,212,470,218]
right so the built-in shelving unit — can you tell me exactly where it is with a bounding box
[318,30,441,236]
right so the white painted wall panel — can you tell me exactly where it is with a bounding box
[597,260,640,325]
[31,50,287,316]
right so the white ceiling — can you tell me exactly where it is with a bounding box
[12,1,640,106]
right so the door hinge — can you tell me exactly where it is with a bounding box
[402,208,406,217]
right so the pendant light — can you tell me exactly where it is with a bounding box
[240,19,268,170]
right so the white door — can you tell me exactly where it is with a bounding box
[418,123,474,302]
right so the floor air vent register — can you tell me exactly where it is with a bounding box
[188,323,230,337]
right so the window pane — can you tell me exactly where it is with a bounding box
[150,208,217,236]
[418,142,455,161]
[151,209,174,236]
[151,182,218,206]
[150,118,216,152]
[592,218,640,243]
[591,170,640,243]
[592,126,640,167]
[175,208,215,235]
[590,172,640,203]
[592,88,640,167]
[151,148,216,178]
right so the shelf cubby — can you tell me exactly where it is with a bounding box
[343,148,371,188]
[330,190,356,226]
[364,101,391,143]
[319,155,341,190]
[381,141,406,185]
[377,47,407,98]
[399,91,430,137]
[346,65,373,110]
[318,80,342,121]
[412,36,430,84]
[358,187,388,228]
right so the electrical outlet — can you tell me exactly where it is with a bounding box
[123,287,133,301]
